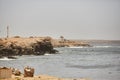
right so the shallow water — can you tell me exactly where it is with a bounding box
[0,42,120,80]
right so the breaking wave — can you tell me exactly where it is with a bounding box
[93,46,120,48]
[0,57,16,61]
[68,46,89,48]
[67,46,120,49]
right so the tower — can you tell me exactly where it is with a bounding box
[7,26,9,38]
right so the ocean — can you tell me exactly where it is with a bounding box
[0,41,120,80]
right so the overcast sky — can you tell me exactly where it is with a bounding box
[0,0,120,40]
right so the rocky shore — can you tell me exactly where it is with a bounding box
[0,37,90,80]
[0,36,90,57]
[0,37,58,57]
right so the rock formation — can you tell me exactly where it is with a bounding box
[0,37,58,57]
[0,36,90,57]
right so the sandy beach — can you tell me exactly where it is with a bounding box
[0,66,89,80]
[0,74,88,80]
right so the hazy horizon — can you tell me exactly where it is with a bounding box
[0,0,120,40]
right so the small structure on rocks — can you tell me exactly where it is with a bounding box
[24,66,34,77]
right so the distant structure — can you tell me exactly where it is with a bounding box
[7,26,9,38]
[60,36,64,42]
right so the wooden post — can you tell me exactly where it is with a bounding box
[7,26,9,38]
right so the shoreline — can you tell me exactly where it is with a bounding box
[0,37,58,57]
[0,67,88,80]
[0,37,90,57]
[0,74,88,80]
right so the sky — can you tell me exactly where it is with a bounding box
[0,0,120,40]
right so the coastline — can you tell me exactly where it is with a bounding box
[0,37,58,57]
[0,66,88,80]
[0,74,88,80]
[0,37,90,80]
[0,75,90,80]
[0,36,90,57]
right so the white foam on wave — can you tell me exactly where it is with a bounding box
[68,46,87,48]
[93,46,120,48]
[0,57,14,61]
[66,46,120,48]
[44,53,52,56]
[93,46,111,48]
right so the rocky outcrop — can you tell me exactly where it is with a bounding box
[0,37,58,57]
[51,39,91,47]
[32,39,58,55]
[0,36,91,57]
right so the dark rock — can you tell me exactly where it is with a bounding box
[0,39,58,57]
[8,56,17,59]
[32,39,58,55]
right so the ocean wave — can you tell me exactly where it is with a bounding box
[66,46,120,48]
[66,64,120,69]
[44,53,52,56]
[67,46,88,48]
[93,46,120,48]
[0,57,15,61]
[56,45,120,49]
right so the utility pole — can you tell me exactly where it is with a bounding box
[7,25,9,38]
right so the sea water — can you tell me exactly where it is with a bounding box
[0,41,120,80]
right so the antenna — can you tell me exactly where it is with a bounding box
[7,25,9,38]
